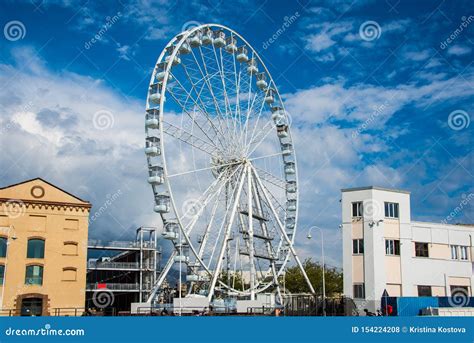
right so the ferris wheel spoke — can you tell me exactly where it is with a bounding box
[167,159,244,178]
[179,60,229,145]
[165,88,224,151]
[167,74,226,150]
[246,119,275,157]
[192,47,231,140]
[245,92,270,155]
[162,120,219,156]
[211,44,235,141]
[252,166,286,190]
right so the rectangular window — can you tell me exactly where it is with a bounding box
[0,265,4,285]
[417,285,432,297]
[353,284,365,299]
[459,246,469,261]
[384,202,399,218]
[385,239,400,255]
[352,239,364,254]
[352,202,363,217]
[451,245,459,260]
[415,242,429,257]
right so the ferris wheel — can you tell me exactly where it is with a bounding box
[144,23,314,302]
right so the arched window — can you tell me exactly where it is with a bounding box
[0,237,7,258]
[27,239,45,258]
[25,265,43,285]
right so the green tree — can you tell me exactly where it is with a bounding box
[282,259,342,295]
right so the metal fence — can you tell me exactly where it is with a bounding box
[283,295,357,316]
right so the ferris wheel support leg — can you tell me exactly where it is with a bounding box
[250,165,316,295]
[207,166,248,302]
[250,171,282,303]
[247,164,256,300]
[146,250,178,303]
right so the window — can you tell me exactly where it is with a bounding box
[384,202,399,218]
[353,284,365,299]
[0,237,7,258]
[0,265,4,285]
[459,246,469,261]
[385,239,400,255]
[415,242,429,257]
[27,239,45,258]
[450,285,469,296]
[417,285,432,297]
[352,202,363,217]
[451,245,459,260]
[352,239,364,254]
[25,265,43,285]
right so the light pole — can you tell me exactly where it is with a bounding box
[1,226,17,311]
[307,225,326,316]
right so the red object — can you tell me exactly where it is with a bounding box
[97,283,107,289]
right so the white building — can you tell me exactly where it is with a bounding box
[341,186,473,311]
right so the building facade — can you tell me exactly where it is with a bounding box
[0,178,91,315]
[341,186,473,311]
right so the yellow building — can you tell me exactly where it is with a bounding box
[0,178,91,316]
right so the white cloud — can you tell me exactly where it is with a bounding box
[447,45,472,56]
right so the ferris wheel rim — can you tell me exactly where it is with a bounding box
[145,23,299,296]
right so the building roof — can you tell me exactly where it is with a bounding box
[0,177,91,206]
[341,186,410,194]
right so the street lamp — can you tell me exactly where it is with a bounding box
[307,225,326,316]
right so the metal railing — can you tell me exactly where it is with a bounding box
[87,240,156,249]
[86,283,140,291]
[87,261,142,269]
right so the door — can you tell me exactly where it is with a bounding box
[20,297,43,316]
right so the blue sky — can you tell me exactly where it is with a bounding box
[0,0,473,267]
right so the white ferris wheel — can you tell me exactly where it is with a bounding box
[144,24,314,303]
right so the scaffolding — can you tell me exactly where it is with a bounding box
[86,227,161,312]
